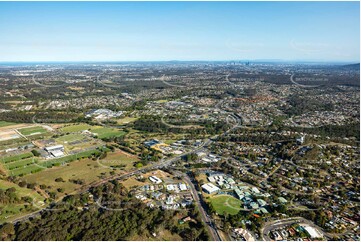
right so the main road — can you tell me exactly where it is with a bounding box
[173,170,222,241]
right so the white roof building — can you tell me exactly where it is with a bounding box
[149,176,162,184]
[179,183,187,191]
[303,225,323,238]
[208,176,216,183]
[45,145,64,152]
[201,183,220,194]
[51,150,64,158]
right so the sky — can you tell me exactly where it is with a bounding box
[0,1,359,62]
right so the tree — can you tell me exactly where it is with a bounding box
[31,149,41,157]
[0,223,15,239]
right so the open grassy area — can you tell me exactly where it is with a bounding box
[91,127,126,139]
[17,126,48,136]
[24,158,124,196]
[120,177,146,189]
[0,180,45,202]
[99,150,139,170]
[116,117,138,125]
[0,121,16,127]
[0,180,45,223]
[210,195,242,215]
[61,123,93,133]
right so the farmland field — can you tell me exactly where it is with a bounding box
[1,152,34,164]
[5,157,38,170]
[8,164,44,176]
[210,195,242,215]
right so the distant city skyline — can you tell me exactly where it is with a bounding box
[0,1,359,62]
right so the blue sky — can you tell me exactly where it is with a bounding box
[0,1,359,62]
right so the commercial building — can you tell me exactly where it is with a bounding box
[201,183,220,194]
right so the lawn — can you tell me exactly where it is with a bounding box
[61,123,93,133]
[17,126,48,136]
[210,195,242,215]
[0,121,16,127]
[91,127,126,139]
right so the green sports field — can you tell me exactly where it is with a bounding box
[61,123,93,133]
[210,195,242,215]
[91,127,126,139]
[17,126,48,136]
[0,121,16,127]
[56,133,86,143]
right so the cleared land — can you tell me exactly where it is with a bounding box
[0,130,21,142]
[210,195,242,215]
